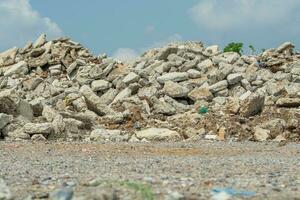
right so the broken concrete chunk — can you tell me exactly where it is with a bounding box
[163,81,189,98]
[23,123,53,136]
[227,73,243,85]
[112,88,132,104]
[240,92,265,117]
[4,61,28,76]
[276,42,294,53]
[91,80,111,92]
[254,127,270,141]
[16,99,34,121]
[157,72,189,83]
[209,80,228,93]
[122,72,140,84]
[33,33,47,48]
[188,87,213,101]
[80,85,112,115]
[135,128,181,141]
[0,113,10,130]
[276,98,300,107]
[0,89,18,114]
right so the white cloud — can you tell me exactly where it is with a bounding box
[0,0,63,51]
[113,48,139,62]
[150,33,183,48]
[189,0,300,30]
[113,33,183,62]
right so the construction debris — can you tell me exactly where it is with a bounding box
[0,34,299,142]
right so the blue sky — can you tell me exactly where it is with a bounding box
[1,0,300,60]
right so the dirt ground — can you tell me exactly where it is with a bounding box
[0,141,300,200]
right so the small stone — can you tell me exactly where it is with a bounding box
[197,59,213,72]
[157,46,178,60]
[49,65,62,76]
[227,73,243,85]
[30,97,44,117]
[90,129,109,141]
[129,134,140,142]
[181,59,199,71]
[99,89,118,105]
[204,134,218,140]
[49,188,73,200]
[273,135,286,142]
[152,98,176,115]
[0,113,10,130]
[23,123,53,136]
[163,81,189,98]
[122,72,140,84]
[276,98,300,107]
[262,118,286,138]
[203,45,220,56]
[183,127,205,139]
[286,119,299,130]
[135,128,181,141]
[0,89,18,114]
[165,191,184,200]
[188,87,213,101]
[17,99,34,121]
[80,85,113,115]
[33,33,46,48]
[187,69,202,78]
[239,91,252,101]
[112,88,132,104]
[209,80,228,93]
[266,82,285,96]
[30,48,45,57]
[4,61,28,76]
[217,62,233,81]
[138,86,158,98]
[157,72,189,83]
[91,80,111,92]
[90,129,126,142]
[285,83,300,97]
[241,79,252,91]
[72,97,88,112]
[31,134,47,141]
[221,52,240,64]
[218,127,226,141]
[254,127,270,141]
[0,179,13,200]
[230,85,246,97]
[22,78,43,90]
[226,98,240,114]
[212,97,227,105]
[276,42,294,53]
[7,130,31,140]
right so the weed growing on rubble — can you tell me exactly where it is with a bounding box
[86,179,154,200]
[121,181,154,200]
[223,42,244,55]
[249,45,256,54]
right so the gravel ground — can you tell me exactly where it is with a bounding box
[0,141,300,200]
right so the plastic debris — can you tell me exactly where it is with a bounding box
[198,106,208,114]
[211,188,255,200]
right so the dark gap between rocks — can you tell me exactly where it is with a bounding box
[173,97,195,105]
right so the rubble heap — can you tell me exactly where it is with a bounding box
[0,34,299,142]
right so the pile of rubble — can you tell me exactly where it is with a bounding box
[0,34,299,142]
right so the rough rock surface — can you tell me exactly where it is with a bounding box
[0,34,299,142]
